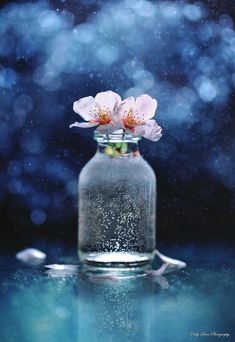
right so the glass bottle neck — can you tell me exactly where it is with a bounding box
[94,131,141,158]
[97,141,140,157]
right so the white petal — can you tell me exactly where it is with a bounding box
[45,264,78,270]
[45,264,78,278]
[145,119,162,134]
[144,128,162,141]
[144,119,157,126]
[96,123,118,134]
[73,96,97,121]
[134,94,157,120]
[135,121,162,141]
[154,249,187,269]
[133,124,145,136]
[112,112,125,128]
[69,121,99,128]
[15,248,46,264]
[148,263,170,276]
[152,274,170,290]
[118,96,135,119]
[45,264,78,277]
[95,91,122,112]
[110,98,122,125]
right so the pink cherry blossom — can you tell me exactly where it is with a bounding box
[117,94,162,141]
[70,91,163,141]
[69,90,121,134]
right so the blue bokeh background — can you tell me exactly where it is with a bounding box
[0,0,234,250]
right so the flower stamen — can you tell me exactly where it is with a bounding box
[123,108,142,131]
[98,110,112,124]
[90,109,112,125]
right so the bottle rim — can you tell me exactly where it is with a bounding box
[94,129,141,142]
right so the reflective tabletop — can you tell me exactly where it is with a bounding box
[0,245,234,342]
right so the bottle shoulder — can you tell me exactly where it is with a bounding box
[79,152,156,183]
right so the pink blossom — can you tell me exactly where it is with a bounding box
[70,91,163,141]
[70,90,121,134]
[117,94,162,141]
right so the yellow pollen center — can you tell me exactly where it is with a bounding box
[123,109,139,130]
[99,110,111,124]
[90,110,111,125]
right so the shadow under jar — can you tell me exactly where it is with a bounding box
[78,131,156,267]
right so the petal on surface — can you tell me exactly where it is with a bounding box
[73,96,96,121]
[95,91,122,112]
[15,248,46,264]
[69,122,99,128]
[96,123,118,134]
[45,264,78,270]
[154,249,187,269]
[152,274,170,290]
[134,94,157,120]
[45,264,78,277]
[118,97,135,119]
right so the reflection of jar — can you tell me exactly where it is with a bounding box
[78,131,156,267]
[77,269,155,342]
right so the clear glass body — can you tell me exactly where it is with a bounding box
[78,131,156,267]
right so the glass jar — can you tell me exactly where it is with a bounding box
[78,131,156,267]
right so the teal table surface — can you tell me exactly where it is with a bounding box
[0,245,234,342]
